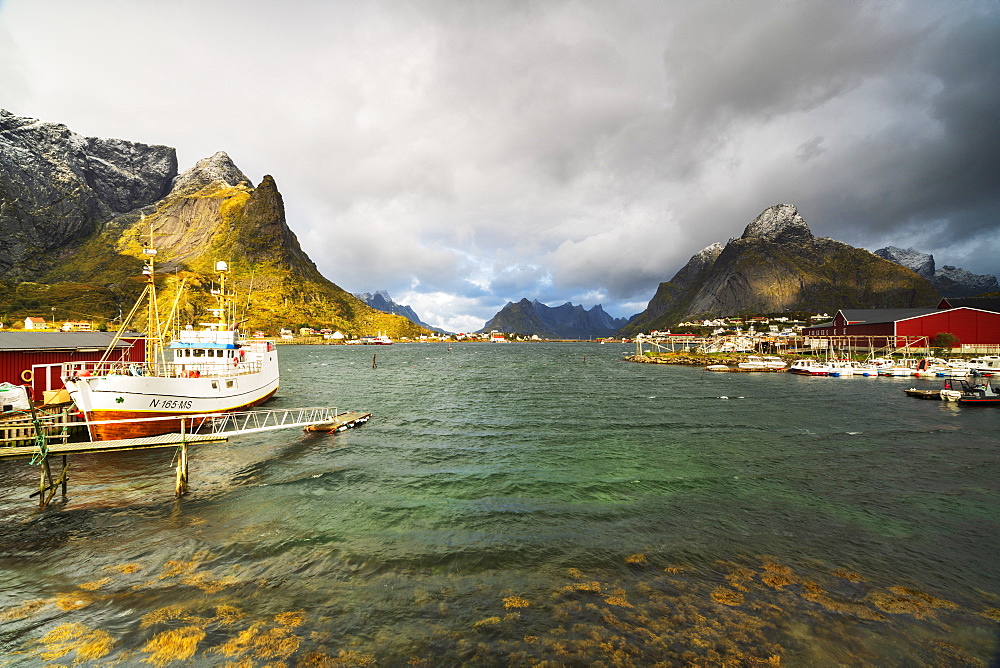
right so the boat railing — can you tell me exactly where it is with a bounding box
[191,406,340,436]
[61,360,264,379]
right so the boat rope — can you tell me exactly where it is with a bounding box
[28,412,48,465]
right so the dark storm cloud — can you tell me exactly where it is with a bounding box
[1,0,996,329]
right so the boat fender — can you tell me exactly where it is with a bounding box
[234,357,239,367]
[21,369,33,383]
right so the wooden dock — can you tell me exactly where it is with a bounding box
[1,407,372,507]
[0,431,228,460]
[0,405,85,446]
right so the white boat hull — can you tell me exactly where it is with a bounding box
[64,351,279,441]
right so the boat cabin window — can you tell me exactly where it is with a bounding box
[193,349,205,357]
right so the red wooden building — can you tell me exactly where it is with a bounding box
[803,306,1000,349]
[0,332,144,402]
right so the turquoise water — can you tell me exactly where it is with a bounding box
[1,342,998,665]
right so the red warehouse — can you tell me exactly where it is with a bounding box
[0,332,145,403]
[803,307,1000,350]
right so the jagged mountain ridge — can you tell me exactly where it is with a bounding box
[354,290,449,333]
[0,110,429,337]
[0,109,177,280]
[480,298,630,339]
[873,246,998,297]
[621,204,940,334]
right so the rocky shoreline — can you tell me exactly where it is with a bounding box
[625,354,743,366]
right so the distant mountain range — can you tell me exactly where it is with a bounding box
[621,204,942,334]
[873,247,998,297]
[479,299,631,339]
[353,290,449,333]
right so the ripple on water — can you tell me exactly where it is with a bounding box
[1,344,997,665]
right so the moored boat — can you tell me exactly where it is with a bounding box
[878,359,917,377]
[361,333,394,345]
[912,357,948,378]
[789,359,830,376]
[762,356,787,370]
[827,360,856,377]
[62,252,279,441]
[956,378,1000,405]
[968,355,1000,376]
[737,356,767,370]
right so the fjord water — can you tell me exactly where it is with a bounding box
[1,342,997,665]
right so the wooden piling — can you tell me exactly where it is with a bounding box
[175,419,189,497]
[39,458,49,508]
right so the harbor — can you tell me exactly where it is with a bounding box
[1,342,997,666]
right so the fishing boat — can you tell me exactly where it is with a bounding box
[61,249,279,441]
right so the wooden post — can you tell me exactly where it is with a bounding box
[61,455,68,498]
[39,459,48,508]
[175,419,189,497]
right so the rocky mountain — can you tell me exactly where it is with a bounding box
[354,290,448,333]
[621,204,940,334]
[0,109,177,280]
[873,246,999,297]
[0,110,429,338]
[480,298,630,339]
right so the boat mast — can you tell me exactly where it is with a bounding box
[141,235,162,368]
[212,261,232,332]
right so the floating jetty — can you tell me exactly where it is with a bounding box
[904,388,942,400]
[0,406,372,507]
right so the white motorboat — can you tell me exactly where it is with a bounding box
[969,355,1000,375]
[789,359,830,376]
[762,356,787,369]
[878,359,917,377]
[738,356,768,370]
[827,360,856,377]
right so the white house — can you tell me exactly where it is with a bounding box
[24,316,47,330]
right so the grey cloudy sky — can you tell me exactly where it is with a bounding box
[2,0,998,331]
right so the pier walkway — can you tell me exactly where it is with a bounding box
[0,406,372,507]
